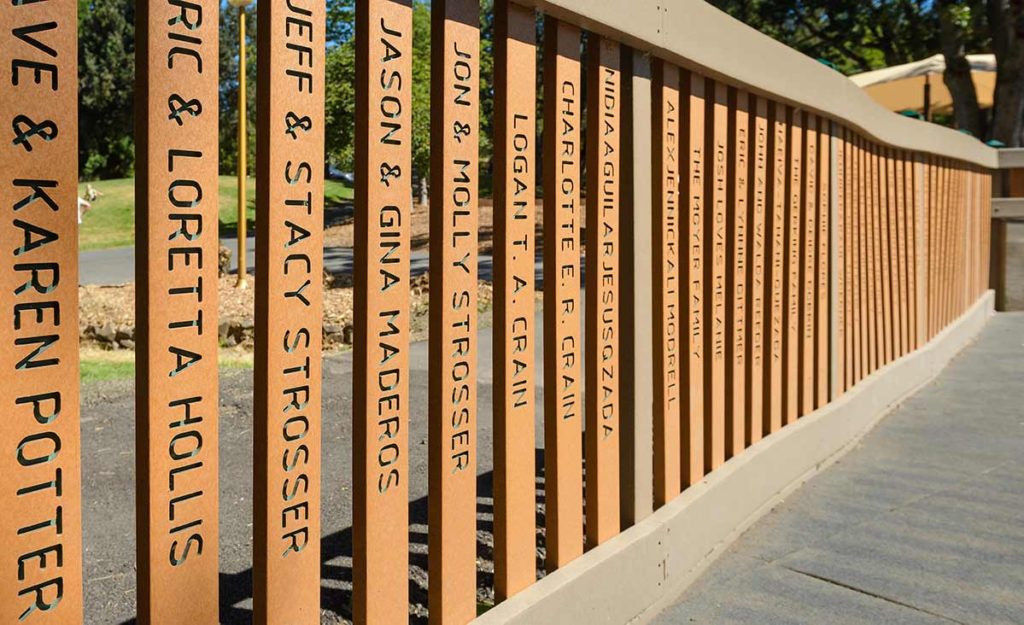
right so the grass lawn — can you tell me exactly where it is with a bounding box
[78,176,354,251]
[80,347,254,383]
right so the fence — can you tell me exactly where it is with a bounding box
[991,149,1024,311]
[0,1,995,624]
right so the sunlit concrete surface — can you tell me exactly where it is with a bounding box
[654,313,1024,625]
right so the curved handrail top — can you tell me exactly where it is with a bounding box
[528,0,998,169]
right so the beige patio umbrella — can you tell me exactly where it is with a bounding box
[849,53,996,120]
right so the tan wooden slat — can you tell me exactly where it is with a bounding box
[907,154,919,350]
[936,159,941,329]
[947,164,956,323]
[950,164,959,322]
[851,135,863,385]
[979,170,986,299]
[585,34,622,548]
[763,100,787,435]
[958,168,966,315]
[920,158,929,336]
[944,161,954,327]
[891,151,904,356]
[959,168,968,315]
[746,96,769,446]
[939,159,949,329]
[937,160,949,330]
[837,127,851,393]
[352,1,413,622]
[881,148,896,365]
[134,2,221,621]
[542,16,584,569]
[937,159,945,331]
[894,152,909,358]
[783,107,802,426]
[949,165,959,323]
[979,169,988,300]
[961,169,968,312]
[983,171,992,296]
[925,157,935,339]
[954,167,966,319]
[862,141,873,369]
[876,144,892,364]
[865,142,879,374]
[1,3,83,623]
[973,168,981,301]
[968,168,974,306]
[704,79,728,470]
[652,59,682,506]
[492,0,537,600]
[954,168,962,313]
[800,113,817,416]
[681,70,706,486]
[816,116,830,406]
[725,88,749,457]
[428,1,481,620]
[252,1,326,622]
[929,157,937,338]
[967,169,974,303]
[884,149,897,361]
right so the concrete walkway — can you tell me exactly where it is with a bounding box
[654,312,1024,625]
[78,239,540,286]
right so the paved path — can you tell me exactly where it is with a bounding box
[79,239,541,285]
[654,313,1024,625]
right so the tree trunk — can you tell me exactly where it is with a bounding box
[988,0,1024,146]
[939,2,985,136]
[418,176,429,206]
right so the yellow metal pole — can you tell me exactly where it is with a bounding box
[237,7,249,288]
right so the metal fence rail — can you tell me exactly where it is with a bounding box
[0,1,994,624]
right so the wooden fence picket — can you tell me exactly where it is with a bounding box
[1,3,82,623]
[352,1,414,622]
[542,16,584,571]
[135,2,221,622]
[252,1,326,622]
[492,0,537,602]
[584,34,622,548]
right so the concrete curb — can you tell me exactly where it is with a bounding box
[475,291,994,625]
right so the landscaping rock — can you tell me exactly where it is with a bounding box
[218,246,232,277]
[96,322,117,343]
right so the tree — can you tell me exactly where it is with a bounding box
[937,0,985,137]
[987,0,1024,145]
[714,0,1024,145]
[78,0,136,180]
[323,0,495,203]
[710,0,939,74]
[325,40,357,172]
[218,3,258,175]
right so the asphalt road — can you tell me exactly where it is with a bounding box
[654,313,1024,625]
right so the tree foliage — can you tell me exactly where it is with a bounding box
[713,0,1024,144]
[710,0,942,73]
[218,3,258,175]
[324,0,495,198]
[78,0,135,180]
